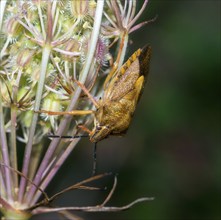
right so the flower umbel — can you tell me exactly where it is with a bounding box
[0,1,153,219]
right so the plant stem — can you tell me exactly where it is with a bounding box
[0,37,10,59]
[118,33,129,68]
[0,170,6,196]
[10,69,23,197]
[37,4,46,40]
[0,0,7,30]
[0,93,12,202]
[18,46,51,203]
[10,106,18,195]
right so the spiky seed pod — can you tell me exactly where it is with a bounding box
[16,49,36,69]
[4,17,23,38]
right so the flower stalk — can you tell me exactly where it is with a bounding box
[18,46,51,203]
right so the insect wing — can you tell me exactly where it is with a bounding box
[136,45,151,102]
[103,46,151,102]
[138,45,151,79]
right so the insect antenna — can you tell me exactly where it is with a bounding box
[47,134,89,139]
[92,142,97,176]
[47,134,98,175]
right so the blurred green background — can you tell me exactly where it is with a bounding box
[34,1,220,220]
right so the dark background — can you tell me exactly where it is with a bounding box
[34,1,220,220]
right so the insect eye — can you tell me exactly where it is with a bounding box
[96,125,102,130]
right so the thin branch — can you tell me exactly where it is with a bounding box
[53,48,81,57]
[32,197,154,214]
[49,173,111,202]
[111,1,123,31]
[100,175,117,207]
[28,173,111,210]
[129,15,158,34]
[58,210,84,220]
[37,3,46,39]
[125,0,133,27]
[128,0,149,30]
[52,4,59,36]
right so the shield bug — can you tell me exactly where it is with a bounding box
[38,45,151,143]
[89,45,151,142]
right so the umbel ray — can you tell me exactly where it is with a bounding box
[37,45,151,172]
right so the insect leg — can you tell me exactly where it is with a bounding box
[74,80,100,108]
[35,109,93,116]
[77,124,92,135]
